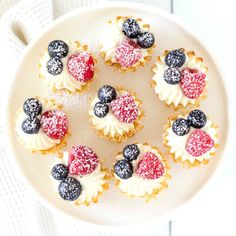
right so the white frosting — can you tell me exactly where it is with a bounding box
[89,91,141,138]
[51,152,106,204]
[165,115,218,164]
[115,144,167,197]
[15,100,61,151]
[152,51,208,107]
[100,18,149,65]
[39,41,89,93]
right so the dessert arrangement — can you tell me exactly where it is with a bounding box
[15,16,219,206]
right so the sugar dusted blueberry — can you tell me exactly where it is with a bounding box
[94,102,109,118]
[51,164,69,180]
[23,98,42,118]
[137,32,155,49]
[123,144,140,161]
[21,117,41,134]
[114,159,133,179]
[48,40,69,58]
[163,67,181,85]
[122,18,141,39]
[98,85,117,103]
[47,57,63,76]
[187,109,207,129]
[172,118,190,136]
[165,49,186,67]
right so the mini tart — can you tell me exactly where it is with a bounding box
[39,40,96,94]
[100,16,155,72]
[114,143,170,202]
[15,97,70,155]
[163,110,219,168]
[50,145,109,206]
[151,49,208,110]
[88,86,144,143]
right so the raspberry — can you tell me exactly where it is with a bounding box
[41,110,68,139]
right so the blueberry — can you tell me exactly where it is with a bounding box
[163,67,181,85]
[123,144,140,161]
[47,57,63,75]
[122,18,141,39]
[137,32,155,49]
[165,49,186,67]
[21,117,41,134]
[98,85,117,103]
[48,40,69,58]
[172,118,190,136]
[23,98,42,118]
[51,164,69,180]
[58,177,82,201]
[114,159,133,179]
[94,101,109,118]
[187,109,207,129]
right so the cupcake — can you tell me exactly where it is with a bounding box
[151,49,208,109]
[39,40,95,93]
[89,85,144,143]
[100,16,155,72]
[163,109,219,167]
[15,97,70,154]
[50,145,109,206]
[113,143,170,202]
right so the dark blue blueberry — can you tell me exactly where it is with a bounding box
[122,18,141,39]
[165,49,186,67]
[21,117,41,134]
[46,57,63,75]
[172,118,190,136]
[58,177,82,201]
[137,32,155,49]
[163,67,181,85]
[51,164,69,180]
[187,109,207,129]
[98,85,117,103]
[114,159,133,179]
[94,102,109,118]
[123,144,140,161]
[48,40,69,58]
[23,98,42,118]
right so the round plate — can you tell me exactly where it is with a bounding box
[5,1,229,231]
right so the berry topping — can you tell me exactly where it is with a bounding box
[114,159,133,179]
[180,68,206,99]
[165,49,186,67]
[48,40,69,58]
[137,32,155,49]
[115,38,142,68]
[93,102,109,118]
[122,18,141,39]
[111,93,139,123]
[67,52,94,82]
[68,145,99,176]
[186,129,214,157]
[98,85,117,103]
[187,109,207,129]
[136,152,164,180]
[58,177,82,201]
[46,57,63,75]
[172,118,190,136]
[41,110,68,139]
[51,164,69,180]
[23,98,42,118]
[123,144,140,161]
[163,67,181,85]
[21,117,41,134]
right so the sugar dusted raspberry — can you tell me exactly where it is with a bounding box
[136,152,164,180]
[41,110,68,140]
[110,93,139,123]
[68,145,99,176]
[115,38,142,68]
[67,52,94,82]
[186,129,214,157]
[180,68,206,99]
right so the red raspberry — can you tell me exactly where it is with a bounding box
[186,129,215,157]
[67,52,94,82]
[180,68,206,99]
[115,38,142,68]
[68,145,99,176]
[136,152,164,179]
[110,93,139,123]
[41,110,68,139]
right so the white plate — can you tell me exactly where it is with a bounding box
[5,1,230,231]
